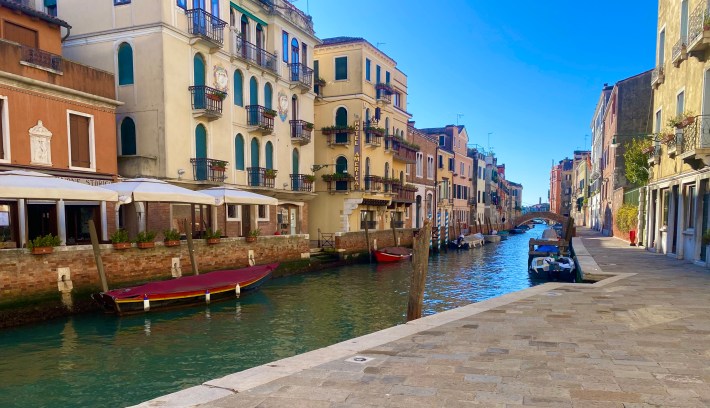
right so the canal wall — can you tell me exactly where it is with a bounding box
[0,235,310,308]
[335,228,414,253]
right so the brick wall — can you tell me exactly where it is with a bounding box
[335,228,414,253]
[0,235,309,304]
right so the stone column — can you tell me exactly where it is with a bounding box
[100,201,108,241]
[18,199,26,248]
[57,199,66,246]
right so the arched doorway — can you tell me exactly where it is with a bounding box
[335,156,348,191]
[249,77,258,124]
[193,53,206,108]
[250,137,260,186]
[335,107,348,144]
[292,148,299,190]
[195,124,207,180]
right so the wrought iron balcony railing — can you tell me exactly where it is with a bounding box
[189,85,224,115]
[364,125,384,146]
[651,66,664,87]
[390,220,404,228]
[672,37,688,65]
[679,115,710,154]
[245,105,274,133]
[689,3,707,47]
[360,220,377,229]
[364,175,383,192]
[288,63,313,89]
[290,174,314,192]
[186,8,227,46]
[20,45,62,72]
[232,32,278,74]
[190,157,228,182]
[247,167,276,188]
[289,120,312,144]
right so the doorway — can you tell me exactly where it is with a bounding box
[27,204,57,241]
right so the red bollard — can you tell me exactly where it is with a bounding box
[629,230,637,246]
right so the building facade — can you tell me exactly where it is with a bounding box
[467,146,487,228]
[59,0,318,238]
[0,0,120,247]
[589,84,613,231]
[407,122,437,229]
[571,152,591,226]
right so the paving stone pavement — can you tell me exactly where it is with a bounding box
[142,228,710,407]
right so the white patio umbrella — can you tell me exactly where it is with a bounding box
[0,170,118,201]
[200,186,278,206]
[102,178,216,205]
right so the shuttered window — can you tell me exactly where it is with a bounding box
[69,114,91,168]
[335,57,347,80]
[3,22,38,48]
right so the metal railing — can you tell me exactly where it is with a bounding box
[390,221,404,228]
[651,66,664,85]
[327,132,351,145]
[189,85,223,114]
[360,220,377,229]
[290,174,313,192]
[232,33,277,74]
[289,120,312,144]
[689,3,707,47]
[680,115,710,154]
[364,125,383,145]
[190,158,228,182]
[364,175,383,191]
[247,167,276,188]
[288,63,313,88]
[20,46,62,72]
[672,37,687,62]
[245,105,274,131]
[186,8,227,45]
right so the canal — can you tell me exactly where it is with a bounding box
[0,224,544,407]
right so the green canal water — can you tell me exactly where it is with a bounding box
[0,225,544,407]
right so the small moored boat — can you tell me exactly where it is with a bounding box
[529,256,578,282]
[92,263,277,315]
[374,247,413,262]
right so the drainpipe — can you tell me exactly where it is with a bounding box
[638,186,647,247]
[61,26,72,43]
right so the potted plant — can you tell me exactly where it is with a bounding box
[110,229,131,250]
[641,144,656,155]
[205,228,222,244]
[316,78,326,87]
[135,230,157,249]
[681,111,696,127]
[704,14,710,31]
[245,228,261,243]
[163,229,181,247]
[27,233,61,255]
[264,168,277,179]
[211,160,228,171]
[263,108,277,118]
[303,121,314,131]
[303,174,316,183]
[660,132,676,144]
[0,230,16,249]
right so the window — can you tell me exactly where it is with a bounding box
[686,184,696,228]
[235,134,245,170]
[448,157,454,171]
[3,21,38,48]
[211,0,219,18]
[438,154,443,169]
[658,28,666,66]
[45,0,58,16]
[265,141,273,169]
[681,0,689,41]
[655,109,662,133]
[365,58,371,81]
[439,135,445,146]
[227,204,240,221]
[460,162,464,175]
[68,112,93,169]
[0,97,6,161]
[264,82,273,110]
[234,70,243,106]
[427,156,434,179]
[282,31,289,63]
[120,117,136,155]
[416,152,423,177]
[677,91,685,117]
[335,56,347,80]
[257,204,269,221]
[385,71,390,84]
[176,0,186,8]
[114,0,130,5]
[117,43,134,86]
[394,92,401,108]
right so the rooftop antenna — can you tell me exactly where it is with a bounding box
[456,113,464,125]
[487,132,493,151]
[376,42,386,49]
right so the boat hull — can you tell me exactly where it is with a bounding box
[528,257,577,283]
[92,263,276,315]
[374,248,412,262]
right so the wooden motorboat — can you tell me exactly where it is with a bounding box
[529,256,579,283]
[374,247,413,262]
[92,263,277,315]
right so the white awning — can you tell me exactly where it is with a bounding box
[102,178,216,205]
[0,170,118,201]
[200,186,278,206]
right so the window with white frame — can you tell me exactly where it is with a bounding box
[427,155,434,179]
[227,204,240,221]
[460,162,464,175]
[0,96,8,162]
[68,111,94,170]
[416,152,423,177]
[257,204,269,221]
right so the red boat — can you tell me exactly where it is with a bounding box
[374,247,413,262]
[92,263,277,315]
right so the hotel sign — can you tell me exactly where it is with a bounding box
[353,119,361,190]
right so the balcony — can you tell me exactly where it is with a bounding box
[20,45,62,72]
[390,137,419,163]
[687,4,710,60]
[186,8,227,50]
[190,158,227,182]
[247,167,276,188]
[322,126,355,146]
[289,174,314,192]
[231,32,278,74]
[322,174,354,193]
[289,120,312,145]
[363,175,383,192]
[189,85,224,120]
[288,63,313,92]
[390,220,404,228]
[679,115,710,169]
[651,66,664,88]
[392,184,416,203]
[364,124,384,146]
[672,37,688,67]
[376,83,392,105]
[245,105,275,134]
[360,220,377,230]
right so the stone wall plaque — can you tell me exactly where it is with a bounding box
[30,120,52,166]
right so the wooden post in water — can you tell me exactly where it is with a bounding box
[407,218,431,321]
[364,215,372,263]
[88,220,108,292]
[183,219,199,275]
[391,217,397,247]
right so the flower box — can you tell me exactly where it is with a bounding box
[31,246,53,255]
[263,110,277,118]
[113,242,131,250]
[164,240,180,247]
[245,236,257,243]
[206,238,221,245]
[137,242,155,249]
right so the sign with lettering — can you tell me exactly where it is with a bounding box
[353,119,361,190]
[57,176,113,187]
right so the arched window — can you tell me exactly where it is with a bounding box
[291,38,300,65]
[384,162,390,179]
[240,15,249,41]
[264,82,273,110]
[292,148,300,174]
[256,23,264,49]
[249,76,258,105]
[364,157,371,190]
[249,137,260,186]
[234,70,243,106]
[335,107,348,144]
[195,124,208,181]
[336,156,348,174]
[117,42,134,85]
[120,117,136,155]
[384,118,389,135]
[291,94,298,120]
[235,134,245,170]
[265,141,273,169]
[193,53,206,108]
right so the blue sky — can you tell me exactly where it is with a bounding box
[302,0,658,205]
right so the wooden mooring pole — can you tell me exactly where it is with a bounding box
[88,220,108,292]
[183,219,199,275]
[407,218,431,321]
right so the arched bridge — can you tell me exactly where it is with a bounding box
[512,212,570,227]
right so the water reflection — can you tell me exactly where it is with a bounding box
[0,225,542,408]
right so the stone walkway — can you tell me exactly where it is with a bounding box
[137,228,710,407]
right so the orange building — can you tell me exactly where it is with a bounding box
[0,1,120,247]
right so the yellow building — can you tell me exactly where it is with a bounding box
[309,37,416,237]
[58,0,319,238]
[646,0,710,262]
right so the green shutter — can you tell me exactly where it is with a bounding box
[117,43,134,85]
[335,57,347,80]
[235,134,245,170]
[234,70,243,106]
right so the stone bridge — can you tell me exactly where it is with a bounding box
[512,211,570,227]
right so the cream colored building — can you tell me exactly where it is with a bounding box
[309,37,416,238]
[645,0,710,263]
[59,0,318,238]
